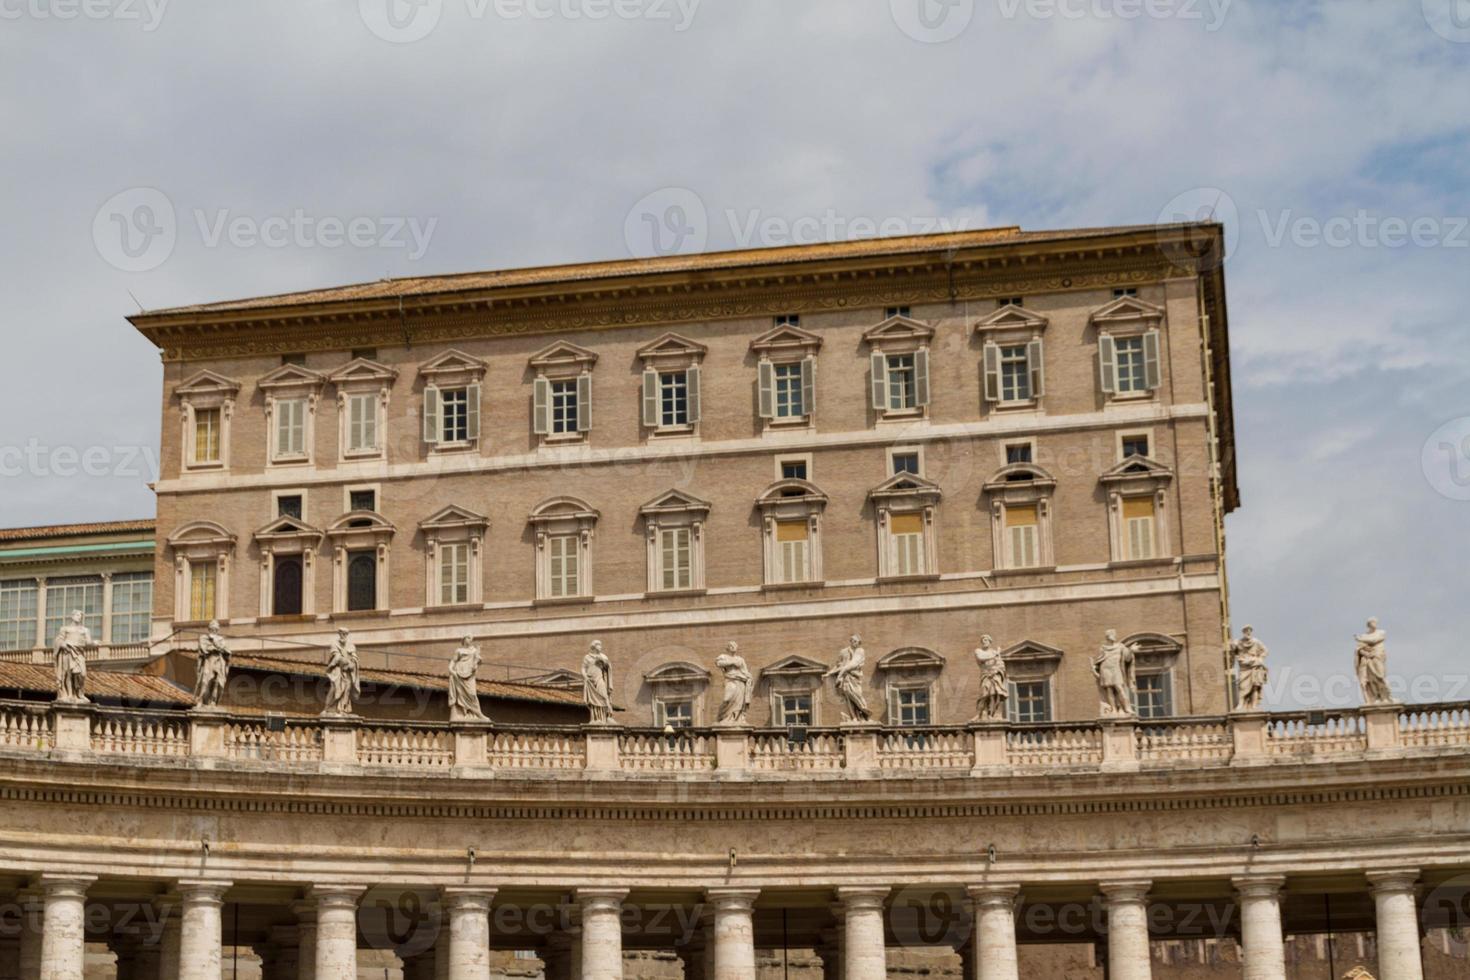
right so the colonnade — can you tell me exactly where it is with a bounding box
[2,871,1433,980]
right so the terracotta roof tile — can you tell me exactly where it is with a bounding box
[0,662,191,706]
[0,520,155,543]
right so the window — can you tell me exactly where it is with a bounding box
[188,564,217,621]
[775,313,800,327]
[659,527,693,591]
[1135,672,1173,718]
[888,512,926,577]
[349,489,377,513]
[884,306,911,318]
[274,398,307,459]
[1123,497,1157,560]
[1005,443,1033,465]
[272,557,304,617]
[1113,287,1138,298]
[1114,336,1147,393]
[1005,505,1041,568]
[999,345,1031,401]
[886,354,918,410]
[865,318,933,417]
[1098,331,1162,397]
[780,460,808,481]
[547,534,580,598]
[773,362,805,418]
[998,297,1023,308]
[891,452,920,476]
[439,542,470,606]
[282,353,307,367]
[775,521,810,583]
[758,358,815,424]
[1008,680,1052,723]
[891,686,931,727]
[442,388,469,442]
[1121,434,1150,459]
[351,348,378,361]
[346,551,377,611]
[658,371,689,427]
[656,699,694,729]
[194,409,222,464]
[549,379,580,434]
[0,580,38,651]
[778,693,813,727]
[277,495,304,520]
[45,577,103,642]
[424,381,482,448]
[347,393,379,453]
[109,573,152,644]
[983,340,1044,405]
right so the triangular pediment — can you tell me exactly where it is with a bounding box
[862,314,935,346]
[1100,455,1173,483]
[1002,639,1064,663]
[749,324,823,355]
[254,515,322,539]
[420,504,489,531]
[1090,295,1165,326]
[636,332,707,361]
[974,304,1048,333]
[175,370,241,398]
[640,489,712,517]
[869,472,942,498]
[529,341,599,370]
[419,348,487,378]
[328,358,399,385]
[258,363,326,390]
[760,655,826,678]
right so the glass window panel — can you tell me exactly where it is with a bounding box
[109,573,153,644]
[45,577,103,641]
[0,580,38,651]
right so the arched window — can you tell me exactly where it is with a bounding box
[347,553,377,612]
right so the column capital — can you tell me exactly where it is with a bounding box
[966,884,1021,907]
[440,887,496,912]
[175,880,231,905]
[37,874,96,899]
[705,888,759,912]
[575,888,629,913]
[290,900,318,926]
[1098,880,1151,903]
[1366,869,1421,895]
[309,886,366,911]
[835,887,889,912]
[1231,875,1286,899]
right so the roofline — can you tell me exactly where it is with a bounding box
[0,519,156,544]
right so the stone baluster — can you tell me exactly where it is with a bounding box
[176,880,230,980]
[1232,875,1286,980]
[38,874,96,980]
[442,889,495,980]
[311,888,363,980]
[967,885,1020,980]
[1099,880,1152,980]
[707,889,758,980]
[575,890,628,980]
[1367,870,1424,980]
[835,888,888,980]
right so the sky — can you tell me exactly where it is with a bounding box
[1,0,1467,707]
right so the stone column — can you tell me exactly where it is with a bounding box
[967,886,1019,980]
[267,929,301,980]
[38,874,95,980]
[1368,870,1424,980]
[176,880,230,980]
[400,952,437,980]
[1232,876,1286,980]
[291,901,318,980]
[706,890,757,980]
[442,889,495,980]
[835,888,888,980]
[1099,880,1152,980]
[816,923,843,980]
[575,890,628,980]
[16,889,43,980]
[311,888,363,980]
[155,895,182,980]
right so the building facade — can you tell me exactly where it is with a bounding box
[130,225,1238,726]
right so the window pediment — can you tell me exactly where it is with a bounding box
[529,496,600,526]
[254,515,323,540]
[637,332,707,365]
[328,358,399,387]
[750,324,823,358]
[983,464,1057,494]
[258,364,326,393]
[326,511,396,541]
[419,505,489,535]
[974,304,1048,335]
[419,349,487,384]
[756,479,828,509]
[760,655,826,679]
[1090,296,1165,330]
[1002,639,1064,664]
[529,341,599,375]
[175,370,241,406]
[645,661,711,685]
[1099,455,1173,490]
[869,472,942,506]
[1123,632,1183,669]
[876,647,945,672]
[862,315,934,350]
[640,489,711,520]
[167,520,237,552]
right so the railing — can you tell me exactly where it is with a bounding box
[1137,717,1233,763]
[0,643,154,665]
[0,702,1466,776]
[877,728,971,770]
[617,731,716,771]
[749,731,844,771]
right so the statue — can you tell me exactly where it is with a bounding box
[582,640,614,724]
[1227,625,1268,712]
[323,628,361,716]
[195,620,232,708]
[52,610,91,704]
[825,634,872,723]
[973,635,1008,722]
[1354,618,1392,704]
[715,642,753,725]
[1092,629,1138,716]
[448,636,486,722]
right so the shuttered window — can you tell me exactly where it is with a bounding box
[188,564,217,622]
[347,393,378,452]
[659,527,693,591]
[1123,496,1156,560]
[439,542,470,606]
[194,409,221,463]
[274,398,306,458]
[775,520,809,583]
[889,512,925,577]
[1008,680,1052,723]
[1005,505,1040,568]
[548,535,580,597]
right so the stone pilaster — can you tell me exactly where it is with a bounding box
[442,889,495,980]
[967,886,1019,980]
[1232,875,1286,980]
[310,888,363,980]
[575,890,628,980]
[1098,880,1152,980]
[176,881,230,980]
[834,888,887,980]
[1367,870,1424,980]
[706,889,758,980]
[38,874,95,980]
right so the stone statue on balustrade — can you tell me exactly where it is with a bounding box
[715,642,753,725]
[1092,629,1139,717]
[322,627,361,716]
[448,635,487,722]
[1354,618,1393,705]
[194,620,232,709]
[52,610,91,704]
[582,640,615,725]
[825,634,872,723]
[1227,625,1269,712]
[972,634,1008,722]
